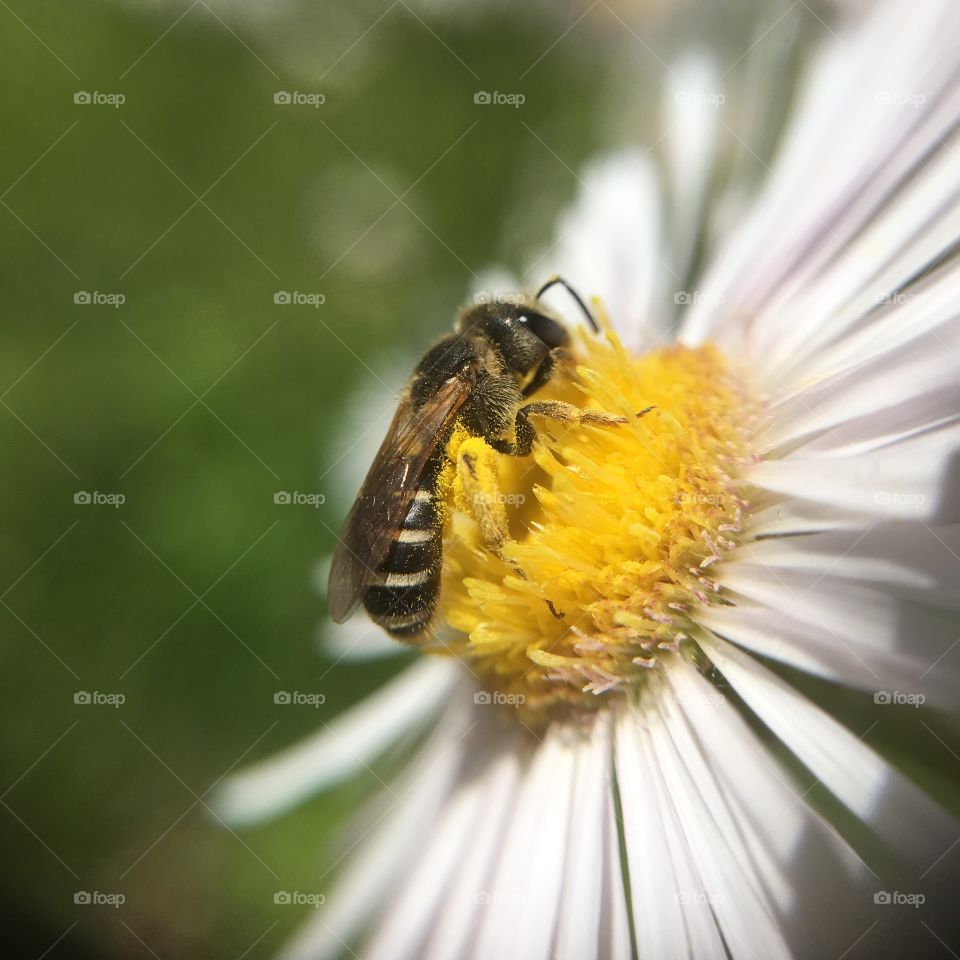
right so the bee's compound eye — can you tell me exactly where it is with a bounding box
[518,311,567,349]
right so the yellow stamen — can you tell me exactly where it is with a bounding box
[432,324,758,721]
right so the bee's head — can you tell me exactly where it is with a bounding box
[458,299,568,376]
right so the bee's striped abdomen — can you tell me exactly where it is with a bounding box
[362,485,442,638]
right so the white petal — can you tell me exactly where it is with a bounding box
[597,768,632,960]
[471,724,576,960]
[680,0,960,371]
[313,598,407,662]
[744,419,960,523]
[761,321,960,455]
[421,745,523,960]
[785,253,960,390]
[661,51,722,286]
[614,702,702,958]
[704,598,959,709]
[662,661,876,959]
[276,701,472,960]
[746,497,871,537]
[659,672,795,915]
[645,673,794,959]
[532,150,667,352]
[698,631,959,870]
[730,524,960,609]
[551,713,611,960]
[705,559,960,705]
[758,132,960,381]
[214,657,461,824]
[617,677,838,957]
[469,265,521,306]
[363,744,519,960]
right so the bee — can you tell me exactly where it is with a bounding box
[328,277,605,639]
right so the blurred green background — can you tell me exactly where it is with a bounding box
[3,1,956,958]
[0,1,634,956]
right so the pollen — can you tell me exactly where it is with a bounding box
[433,324,759,720]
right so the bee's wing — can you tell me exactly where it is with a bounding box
[327,376,473,623]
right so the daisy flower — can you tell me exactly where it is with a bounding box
[217,0,960,957]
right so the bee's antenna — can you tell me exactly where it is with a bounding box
[535,275,600,333]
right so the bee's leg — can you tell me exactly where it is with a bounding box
[454,436,513,555]
[490,401,626,457]
[455,438,556,615]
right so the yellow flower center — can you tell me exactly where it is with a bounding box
[432,325,758,722]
